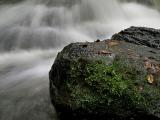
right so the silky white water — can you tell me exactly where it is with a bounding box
[0,0,160,120]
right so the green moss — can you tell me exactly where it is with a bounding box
[85,62,128,96]
[65,59,148,114]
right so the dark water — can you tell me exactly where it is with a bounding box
[0,0,160,120]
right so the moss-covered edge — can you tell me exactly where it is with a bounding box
[63,58,153,117]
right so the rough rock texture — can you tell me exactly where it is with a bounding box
[112,26,160,49]
[120,0,159,7]
[49,27,160,120]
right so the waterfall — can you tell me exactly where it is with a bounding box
[0,0,122,51]
[0,0,160,51]
[0,0,160,120]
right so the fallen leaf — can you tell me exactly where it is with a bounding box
[107,41,120,47]
[97,50,112,55]
[156,64,160,72]
[147,74,154,84]
[144,60,152,69]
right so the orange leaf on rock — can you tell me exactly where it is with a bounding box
[107,41,120,47]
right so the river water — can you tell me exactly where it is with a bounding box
[0,0,160,120]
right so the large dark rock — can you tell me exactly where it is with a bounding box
[49,27,160,120]
[112,26,160,49]
[120,0,153,6]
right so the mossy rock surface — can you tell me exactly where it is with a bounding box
[49,27,160,120]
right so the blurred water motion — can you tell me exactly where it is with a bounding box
[0,0,160,120]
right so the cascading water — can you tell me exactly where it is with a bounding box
[0,0,160,120]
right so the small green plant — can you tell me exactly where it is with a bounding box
[85,62,128,97]
[66,60,148,113]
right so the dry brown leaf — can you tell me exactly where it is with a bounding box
[147,74,154,84]
[156,64,160,72]
[97,50,112,55]
[107,41,120,47]
[144,61,152,69]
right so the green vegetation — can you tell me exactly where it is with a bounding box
[64,59,149,115]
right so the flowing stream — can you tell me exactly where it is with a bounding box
[0,0,160,120]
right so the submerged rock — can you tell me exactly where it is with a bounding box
[49,27,160,120]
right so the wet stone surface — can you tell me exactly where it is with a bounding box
[112,26,160,49]
[50,27,160,120]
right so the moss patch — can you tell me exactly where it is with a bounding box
[64,59,150,116]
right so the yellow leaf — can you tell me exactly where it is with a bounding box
[147,74,154,84]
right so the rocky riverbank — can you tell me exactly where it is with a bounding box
[49,27,160,120]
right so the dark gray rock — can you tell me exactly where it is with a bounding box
[49,27,160,120]
[120,0,153,6]
[112,26,160,49]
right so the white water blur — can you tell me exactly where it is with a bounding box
[0,0,160,120]
[0,49,58,120]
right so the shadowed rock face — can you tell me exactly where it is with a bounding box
[120,0,154,6]
[49,27,160,120]
[112,26,160,49]
[0,0,80,6]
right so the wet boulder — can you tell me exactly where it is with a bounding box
[112,26,160,49]
[49,27,160,120]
